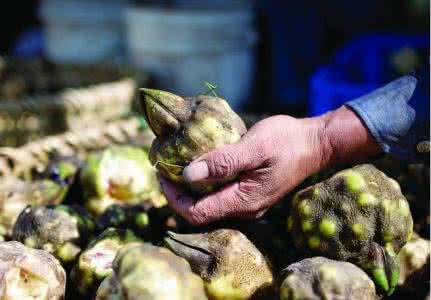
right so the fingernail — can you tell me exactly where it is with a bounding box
[183,161,209,182]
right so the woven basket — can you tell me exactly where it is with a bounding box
[0,117,155,179]
[0,58,147,147]
[0,112,267,179]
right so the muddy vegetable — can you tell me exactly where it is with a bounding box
[0,156,80,239]
[140,88,247,194]
[0,241,66,300]
[81,145,165,215]
[0,175,71,238]
[12,204,96,265]
[288,164,413,295]
[165,228,274,299]
[69,228,141,297]
[280,257,378,300]
[95,243,207,300]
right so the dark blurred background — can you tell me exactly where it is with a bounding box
[1,0,429,117]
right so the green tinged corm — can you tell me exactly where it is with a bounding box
[0,241,66,300]
[0,157,80,238]
[12,204,96,266]
[70,228,141,297]
[140,88,247,194]
[280,257,378,300]
[95,243,207,300]
[97,204,152,237]
[42,155,82,193]
[165,229,274,300]
[288,164,414,295]
[81,145,166,216]
[97,204,189,243]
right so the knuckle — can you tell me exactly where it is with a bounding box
[235,185,268,216]
[254,143,268,163]
[186,206,207,226]
[207,151,238,178]
[234,188,249,204]
[234,188,260,213]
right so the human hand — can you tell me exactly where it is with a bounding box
[159,107,380,225]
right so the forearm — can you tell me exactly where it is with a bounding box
[317,106,382,168]
[345,75,429,163]
[315,74,429,169]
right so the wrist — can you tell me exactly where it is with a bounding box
[316,106,382,168]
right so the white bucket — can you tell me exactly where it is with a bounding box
[39,0,126,64]
[125,5,257,109]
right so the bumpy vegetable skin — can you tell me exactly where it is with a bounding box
[12,204,96,265]
[0,177,70,238]
[165,228,274,299]
[288,164,413,295]
[140,88,247,194]
[0,241,66,300]
[280,257,378,300]
[95,243,207,300]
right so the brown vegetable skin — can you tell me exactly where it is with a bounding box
[165,229,274,300]
[95,243,207,300]
[0,241,66,300]
[0,177,68,237]
[280,257,378,300]
[140,89,247,194]
[12,205,96,265]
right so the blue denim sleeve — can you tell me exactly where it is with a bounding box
[346,75,430,163]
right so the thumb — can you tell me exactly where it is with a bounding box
[182,139,265,182]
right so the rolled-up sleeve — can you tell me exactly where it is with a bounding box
[346,75,430,163]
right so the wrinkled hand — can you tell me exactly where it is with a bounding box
[159,114,330,225]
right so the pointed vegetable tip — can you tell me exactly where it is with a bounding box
[385,248,400,296]
[164,231,213,276]
[139,88,190,136]
[370,247,400,296]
